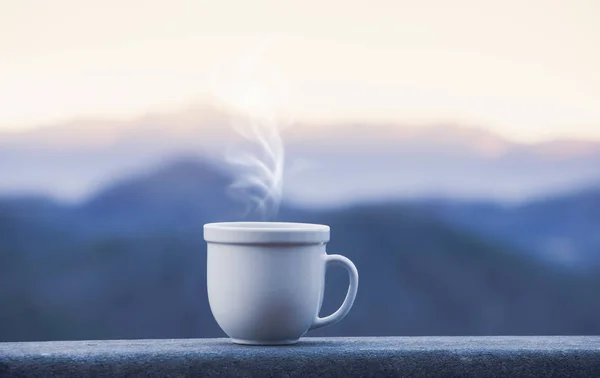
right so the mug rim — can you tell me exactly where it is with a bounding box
[204,222,330,244]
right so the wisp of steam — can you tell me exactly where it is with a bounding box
[210,39,293,219]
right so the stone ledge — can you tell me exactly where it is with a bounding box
[1,336,599,377]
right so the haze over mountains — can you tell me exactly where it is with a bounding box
[2,158,600,342]
[1,103,598,342]
[1,104,599,205]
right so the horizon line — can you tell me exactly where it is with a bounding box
[1,100,599,146]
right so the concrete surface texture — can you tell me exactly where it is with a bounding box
[1,336,600,377]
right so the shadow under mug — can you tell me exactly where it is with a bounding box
[204,222,359,345]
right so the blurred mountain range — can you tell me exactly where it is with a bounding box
[1,104,599,204]
[1,158,599,342]
[412,189,600,268]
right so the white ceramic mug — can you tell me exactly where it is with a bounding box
[204,222,358,345]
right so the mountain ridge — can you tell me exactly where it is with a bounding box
[2,158,600,341]
[2,103,599,152]
[1,104,599,206]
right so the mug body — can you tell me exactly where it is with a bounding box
[204,222,330,345]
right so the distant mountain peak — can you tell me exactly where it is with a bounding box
[82,158,234,218]
[148,157,232,183]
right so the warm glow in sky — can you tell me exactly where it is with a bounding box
[1,0,599,142]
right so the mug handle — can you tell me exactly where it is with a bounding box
[310,254,359,331]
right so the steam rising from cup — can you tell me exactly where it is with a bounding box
[210,39,294,219]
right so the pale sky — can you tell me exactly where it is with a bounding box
[1,0,600,142]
